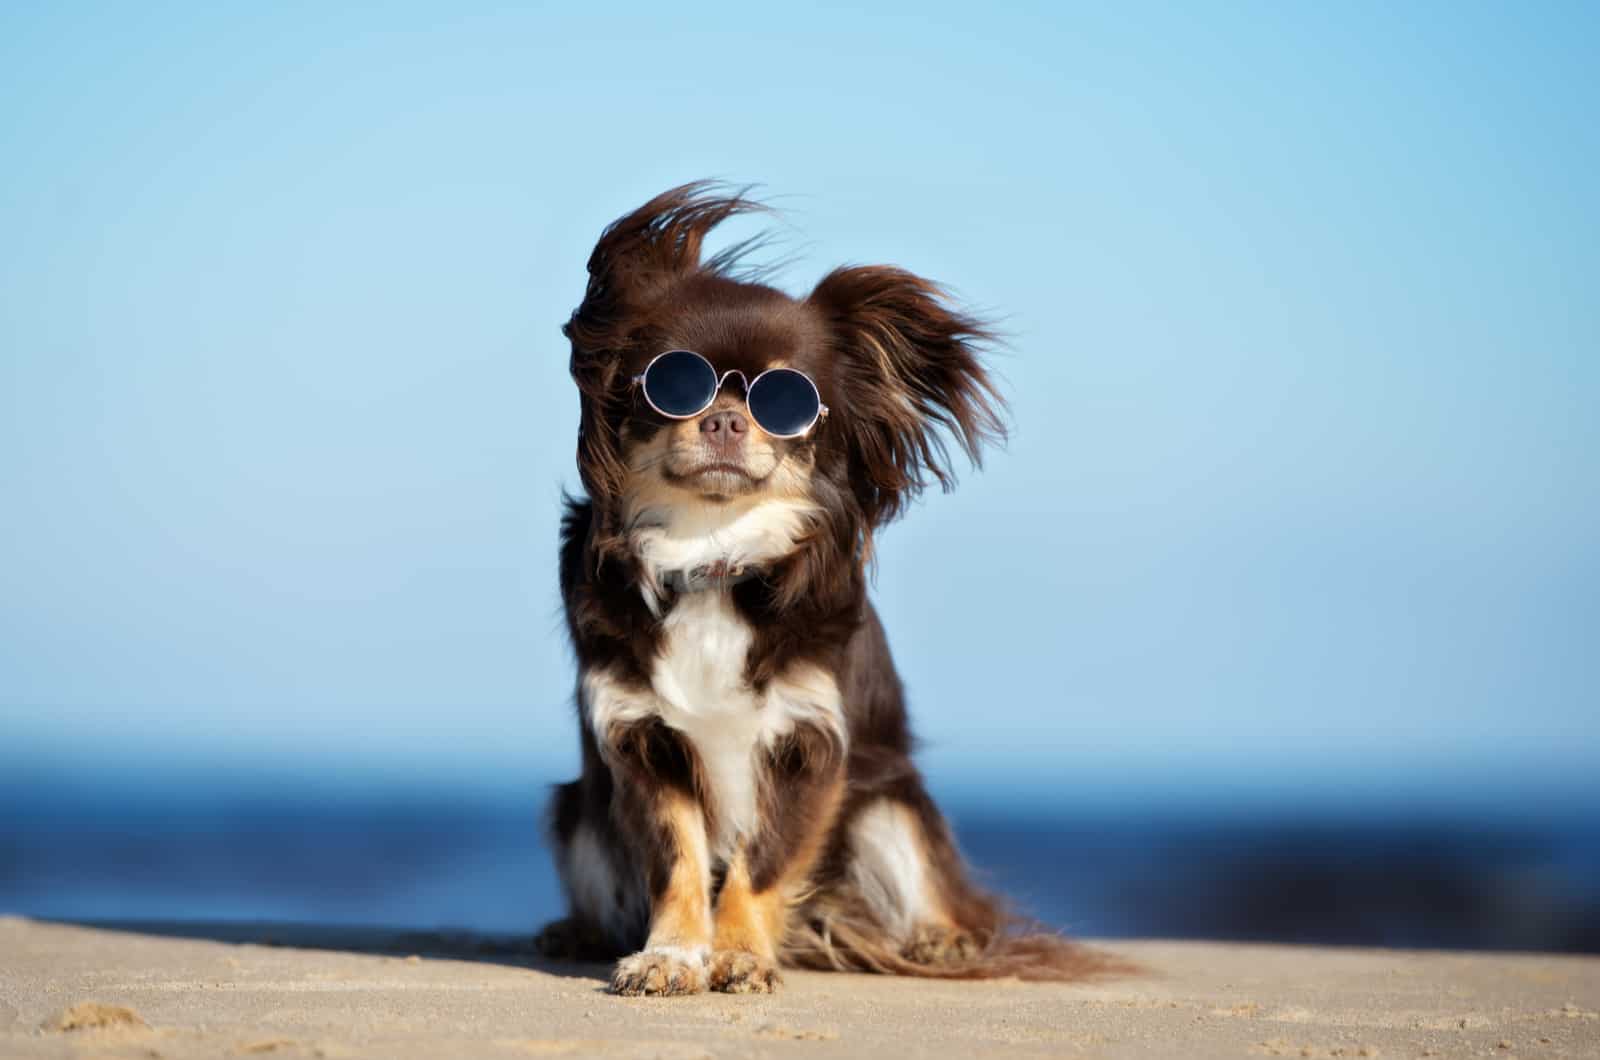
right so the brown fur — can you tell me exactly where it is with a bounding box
[542,183,1128,993]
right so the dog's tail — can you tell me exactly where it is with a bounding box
[782,888,1135,982]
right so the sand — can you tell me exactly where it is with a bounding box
[1,916,1595,1059]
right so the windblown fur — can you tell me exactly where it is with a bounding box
[539,183,1126,994]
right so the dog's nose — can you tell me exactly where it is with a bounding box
[699,410,748,441]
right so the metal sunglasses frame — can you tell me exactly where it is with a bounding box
[631,349,830,439]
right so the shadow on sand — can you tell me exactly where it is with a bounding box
[60,919,612,984]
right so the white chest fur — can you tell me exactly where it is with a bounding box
[584,493,845,859]
[583,591,845,861]
[625,493,818,616]
[652,592,776,855]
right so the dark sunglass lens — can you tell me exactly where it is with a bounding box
[747,369,821,436]
[643,350,717,417]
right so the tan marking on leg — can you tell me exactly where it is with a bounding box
[645,791,713,949]
[708,853,784,993]
[610,792,713,997]
[708,774,844,994]
[713,854,787,956]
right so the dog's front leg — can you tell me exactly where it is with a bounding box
[708,722,845,993]
[603,720,714,997]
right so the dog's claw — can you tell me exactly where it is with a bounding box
[708,949,782,994]
[902,925,981,965]
[610,948,708,997]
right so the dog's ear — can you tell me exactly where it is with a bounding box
[564,182,762,508]
[808,266,1007,530]
[564,182,761,352]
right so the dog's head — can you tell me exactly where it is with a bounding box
[564,183,1005,573]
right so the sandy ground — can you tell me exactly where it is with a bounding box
[1,917,1596,1059]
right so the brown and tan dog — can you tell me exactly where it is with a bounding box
[539,183,1115,996]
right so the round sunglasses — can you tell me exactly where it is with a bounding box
[632,349,829,439]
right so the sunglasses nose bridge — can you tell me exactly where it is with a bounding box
[716,368,750,394]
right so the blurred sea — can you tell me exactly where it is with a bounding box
[4,764,1596,953]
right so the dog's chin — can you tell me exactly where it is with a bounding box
[664,461,766,501]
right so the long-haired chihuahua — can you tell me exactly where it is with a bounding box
[538,183,1115,995]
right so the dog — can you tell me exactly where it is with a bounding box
[538,183,1113,995]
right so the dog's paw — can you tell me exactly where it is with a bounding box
[609,946,708,997]
[708,949,781,994]
[902,924,980,965]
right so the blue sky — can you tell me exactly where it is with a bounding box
[2,2,1595,804]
